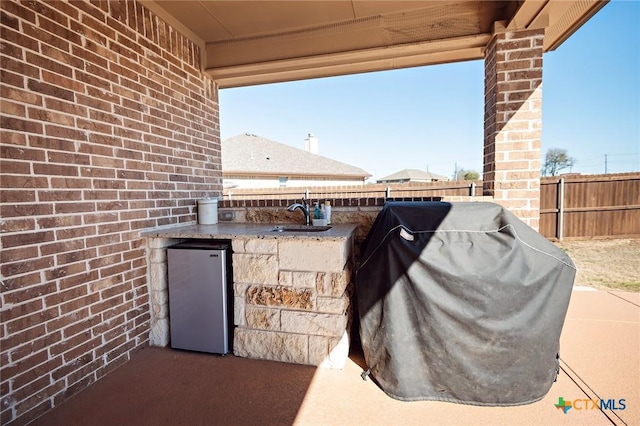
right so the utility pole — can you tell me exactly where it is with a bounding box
[605,154,608,174]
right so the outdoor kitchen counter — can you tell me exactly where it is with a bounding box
[144,222,357,369]
[142,222,358,240]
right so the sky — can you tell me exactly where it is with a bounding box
[219,0,640,181]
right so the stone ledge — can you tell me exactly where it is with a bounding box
[234,328,308,365]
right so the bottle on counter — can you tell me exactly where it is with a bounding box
[324,200,331,224]
[314,202,321,219]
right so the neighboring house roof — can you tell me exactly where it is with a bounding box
[378,169,449,182]
[222,133,371,178]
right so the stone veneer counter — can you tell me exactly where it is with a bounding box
[144,223,357,369]
[143,223,357,240]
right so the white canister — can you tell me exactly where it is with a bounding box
[197,198,218,225]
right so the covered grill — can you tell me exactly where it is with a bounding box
[356,202,576,405]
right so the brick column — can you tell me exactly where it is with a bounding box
[483,27,544,230]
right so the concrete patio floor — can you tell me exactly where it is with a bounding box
[31,288,639,426]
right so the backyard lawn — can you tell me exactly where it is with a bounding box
[555,238,640,292]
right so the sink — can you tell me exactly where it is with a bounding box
[271,225,332,232]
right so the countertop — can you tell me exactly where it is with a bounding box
[142,223,358,240]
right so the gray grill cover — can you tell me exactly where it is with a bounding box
[356,202,575,405]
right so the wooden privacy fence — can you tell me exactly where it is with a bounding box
[539,172,640,240]
[224,180,483,201]
[223,173,640,239]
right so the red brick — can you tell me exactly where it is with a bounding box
[27,79,75,102]
[32,163,78,177]
[45,97,88,118]
[58,293,100,316]
[1,1,35,22]
[9,381,56,423]
[75,93,113,112]
[1,231,54,249]
[0,115,44,134]
[28,135,75,152]
[2,27,39,56]
[62,338,103,365]
[5,307,58,335]
[1,84,43,106]
[100,261,130,279]
[59,270,99,291]
[47,177,91,190]
[44,261,88,282]
[0,299,43,328]
[46,307,88,334]
[0,160,28,175]
[8,331,62,364]
[4,349,56,389]
[0,326,47,360]
[0,189,36,203]
[52,226,95,242]
[44,124,88,141]
[0,68,24,90]
[90,295,125,319]
[56,248,97,266]
[62,314,101,339]
[49,330,93,358]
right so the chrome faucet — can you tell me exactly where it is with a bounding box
[287,197,310,225]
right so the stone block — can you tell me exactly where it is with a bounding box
[292,271,316,288]
[316,296,348,314]
[316,269,351,297]
[280,311,347,337]
[245,238,277,254]
[245,306,280,330]
[232,253,278,285]
[278,271,293,287]
[149,318,169,347]
[147,237,170,250]
[246,286,313,310]
[150,288,168,308]
[234,328,308,364]
[308,332,350,369]
[233,282,249,297]
[234,296,246,326]
[150,247,167,263]
[308,335,329,366]
[278,239,347,272]
[149,262,167,292]
[231,239,245,253]
[324,331,350,369]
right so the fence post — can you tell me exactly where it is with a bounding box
[558,178,565,241]
[470,182,476,197]
[305,188,310,199]
[386,186,391,199]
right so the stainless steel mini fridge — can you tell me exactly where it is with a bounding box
[167,240,232,354]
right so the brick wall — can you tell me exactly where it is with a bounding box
[0,1,221,424]
[483,28,544,229]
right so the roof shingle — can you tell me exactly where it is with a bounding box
[222,133,371,178]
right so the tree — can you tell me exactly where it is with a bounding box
[453,168,480,181]
[542,148,575,176]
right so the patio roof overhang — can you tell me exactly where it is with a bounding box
[143,0,607,88]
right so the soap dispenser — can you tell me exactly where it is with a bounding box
[324,200,331,224]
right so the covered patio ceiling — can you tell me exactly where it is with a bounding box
[144,0,607,88]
